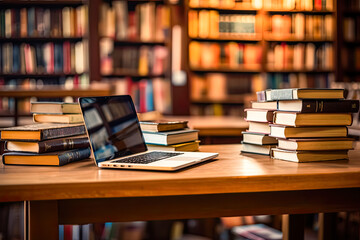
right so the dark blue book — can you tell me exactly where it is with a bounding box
[13,9,20,37]
[12,44,20,73]
[27,7,35,37]
[35,44,45,73]
[54,43,63,73]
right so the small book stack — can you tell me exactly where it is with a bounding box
[257,88,359,162]
[0,102,90,166]
[31,102,84,124]
[241,102,278,155]
[140,120,200,152]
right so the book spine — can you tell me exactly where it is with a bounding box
[38,137,89,153]
[300,100,360,113]
[58,148,91,166]
[41,125,86,140]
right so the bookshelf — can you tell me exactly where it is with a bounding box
[0,0,91,126]
[185,0,337,116]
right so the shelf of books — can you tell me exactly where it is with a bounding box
[98,0,173,115]
[0,0,91,126]
[186,0,337,116]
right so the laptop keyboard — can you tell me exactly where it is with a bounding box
[111,151,184,164]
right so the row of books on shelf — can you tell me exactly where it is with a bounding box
[241,88,358,162]
[99,1,170,42]
[0,75,90,113]
[1,41,88,74]
[107,77,171,114]
[343,16,360,42]
[100,39,168,76]
[341,46,360,71]
[190,73,332,104]
[263,0,333,10]
[189,41,261,70]
[188,10,257,39]
[0,6,88,38]
[267,43,334,71]
[268,14,333,40]
[189,0,262,9]
[345,0,360,10]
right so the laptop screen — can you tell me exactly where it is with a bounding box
[79,95,147,164]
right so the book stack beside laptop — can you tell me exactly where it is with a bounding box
[257,88,359,162]
[0,102,90,166]
[241,101,278,155]
[140,120,200,152]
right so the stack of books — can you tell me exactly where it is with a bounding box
[31,102,84,124]
[140,120,200,152]
[241,101,278,155]
[257,88,359,162]
[1,102,90,166]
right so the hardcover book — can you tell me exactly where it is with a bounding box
[241,142,277,155]
[0,123,86,141]
[242,132,278,145]
[140,120,188,132]
[245,109,275,123]
[5,135,89,153]
[251,101,278,110]
[277,99,360,113]
[257,88,344,102]
[271,148,349,162]
[2,148,91,166]
[33,113,84,124]
[30,102,81,114]
[142,129,199,145]
[270,125,348,139]
[273,112,353,127]
[277,138,354,151]
[248,121,271,134]
[146,140,200,152]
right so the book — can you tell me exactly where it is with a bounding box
[273,112,353,127]
[241,142,276,155]
[232,224,282,240]
[142,129,199,145]
[271,148,349,162]
[242,132,278,145]
[270,125,348,139]
[146,140,200,152]
[5,135,89,153]
[30,102,81,114]
[258,88,344,102]
[248,121,271,134]
[2,148,91,166]
[140,120,188,132]
[245,109,275,123]
[251,101,278,110]
[278,100,360,113]
[0,123,86,141]
[277,138,354,151]
[33,113,84,124]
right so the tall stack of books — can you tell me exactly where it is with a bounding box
[140,120,200,152]
[1,102,90,166]
[257,88,359,162]
[241,101,278,155]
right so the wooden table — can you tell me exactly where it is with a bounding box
[1,144,360,239]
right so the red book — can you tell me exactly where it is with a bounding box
[64,225,72,240]
[139,79,147,113]
[63,41,71,73]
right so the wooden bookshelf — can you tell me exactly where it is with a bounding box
[185,0,338,116]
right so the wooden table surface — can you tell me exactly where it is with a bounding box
[1,144,360,203]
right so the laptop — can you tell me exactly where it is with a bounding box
[78,95,218,171]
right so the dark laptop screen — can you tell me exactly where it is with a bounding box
[79,95,147,163]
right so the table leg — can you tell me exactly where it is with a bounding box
[318,213,337,240]
[282,214,305,240]
[26,200,59,240]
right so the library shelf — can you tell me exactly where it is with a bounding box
[188,7,259,12]
[0,73,87,78]
[190,36,262,42]
[102,73,166,78]
[0,37,84,43]
[112,40,167,46]
[264,37,334,43]
[265,69,334,73]
[191,96,251,105]
[0,88,112,98]
[265,9,335,14]
[0,0,85,6]
[190,67,262,73]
